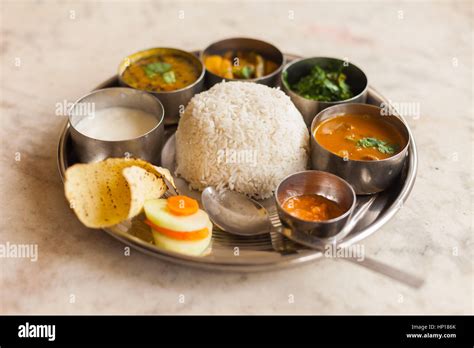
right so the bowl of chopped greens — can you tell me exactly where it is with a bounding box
[281,57,368,127]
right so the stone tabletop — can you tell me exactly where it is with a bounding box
[0,0,472,314]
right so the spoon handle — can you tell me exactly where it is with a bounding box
[344,256,424,289]
[278,227,424,289]
[337,195,378,239]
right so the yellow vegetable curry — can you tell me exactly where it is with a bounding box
[122,54,200,92]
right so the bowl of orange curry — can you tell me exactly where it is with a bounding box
[310,103,410,194]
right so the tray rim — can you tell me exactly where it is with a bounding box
[57,55,418,272]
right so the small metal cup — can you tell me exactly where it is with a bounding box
[281,57,368,127]
[118,47,205,125]
[68,87,165,164]
[275,170,356,239]
[201,37,284,88]
[310,103,410,194]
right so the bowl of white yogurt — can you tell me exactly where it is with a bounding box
[68,87,165,164]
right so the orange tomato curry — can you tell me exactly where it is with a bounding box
[282,194,345,222]
[314,114,406,161]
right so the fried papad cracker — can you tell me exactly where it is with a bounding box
[64,158,170,228]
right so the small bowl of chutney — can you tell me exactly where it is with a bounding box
[275,170,356,239]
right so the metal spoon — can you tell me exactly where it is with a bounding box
[201,187,271,236]
[202,187,424,289]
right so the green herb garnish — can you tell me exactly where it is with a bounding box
[288,64,353,102]
[240,65,254,79]
[162,70,176,84]
[143,62,174,82]
[356,137,396,154]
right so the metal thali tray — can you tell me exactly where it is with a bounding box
[57,53,418,272]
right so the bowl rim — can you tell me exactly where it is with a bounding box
[281,56,369,104]
[117,47,206,95]
[68,87,165,143]
[200,37,285,83]
[310,103,411,163]
[275,169,356,225]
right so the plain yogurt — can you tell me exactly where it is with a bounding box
[74,107,158,141]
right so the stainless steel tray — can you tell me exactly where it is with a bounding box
[57,54,417,272]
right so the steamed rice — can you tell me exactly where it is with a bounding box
[175,81,309,199]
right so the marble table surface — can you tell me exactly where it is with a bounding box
[0,0,472,314]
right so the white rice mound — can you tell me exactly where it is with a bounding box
[175,81,310,199]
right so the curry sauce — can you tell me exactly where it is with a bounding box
[315,114,406,161]
[282,194,345,222]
